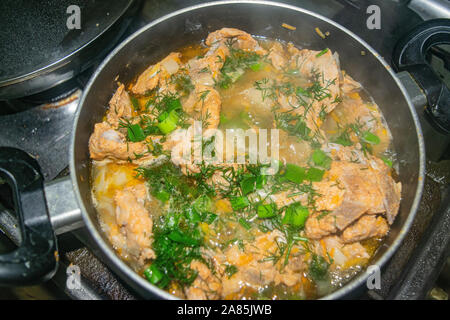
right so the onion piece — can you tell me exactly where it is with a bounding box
[102,129,122,143]
[161,59,179,75]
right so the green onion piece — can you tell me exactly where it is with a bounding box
[284,164,306,184]
[220,114,230,124]
[240,176,256,195]
[296,86,309,97]
[158,111,169,122]
[230,196,250,210]
[316,48,329,58]
[311,149,331,169]
[381,156,393,168]
[155,190,170,202]
[127,123,146,142]
[167,98,182,112]
[250,63,262,71]
[144,264,164,285]
[257,204,276,218]
[193,195,213,213]
[158,110,179,134]
[238,218,252,230]
[306,167,325,182]
[203,212,217,224]
[283,204,309,228]
[240,111,251,120]
[334,132,353,146]
[167,230,198,246]
[256,175,267,189]
[362,131,380,145]
[185,208,201,223]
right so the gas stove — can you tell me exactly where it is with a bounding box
[0,0,449,300]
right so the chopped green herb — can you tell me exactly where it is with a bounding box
[309,254,330,281]
[257,204,276,218]
[144,264,164,285]
[282,204,309,228]
[240,176,256,195]
[316,48,329,58]
[362,131,380,145]
[238,218,252,230]
[230,196,250,210]
[127,123,146,142]
[306,167,325,182]
[311,149,332,169]
[130,95,140,111]
[158,110,179,134]
[256,175,267,189]
[225,265,238,278]
[283,164,306,184]
[250,62,262,71]
[381,156,393,168]
[168,230,199,246]
[155,190,170,203]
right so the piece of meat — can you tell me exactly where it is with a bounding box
[89,122,149,161]
[368,157,402,224]
[288,44,340,114]
[325,143,367,164]
[305,159,400,239]
[323,161,385,224]
[114,184,154,265]
[269,190,307,208]
[289,46,341,130]
[184,260,222,300]
[183,84,221,130]
[305,212,338,239]
[332,94,383,134]
[268,42,288,70]
[329,197,371,231]
[187,44,229,84]
[89,122,170,165]
[218,230,304,298]
[131,52,181,95]
[340,73,362,94]
[106,83,133,127]
[205,28,267,55]
[275,45,341,134]
[341,215,389,243]
[313,180,346,211]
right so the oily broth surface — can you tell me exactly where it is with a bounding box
[91,39,396,299]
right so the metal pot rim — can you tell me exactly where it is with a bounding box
[70,0,426,300]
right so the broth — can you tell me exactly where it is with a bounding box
[89,28,400,299]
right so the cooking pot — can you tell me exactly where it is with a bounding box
[1,0,449,299]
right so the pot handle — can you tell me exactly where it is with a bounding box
[0,147,58,286]
[392,18,450,134]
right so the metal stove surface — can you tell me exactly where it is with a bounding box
[0,0,449,300]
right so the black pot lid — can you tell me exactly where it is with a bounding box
[0,0,134,95]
